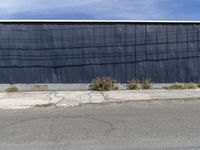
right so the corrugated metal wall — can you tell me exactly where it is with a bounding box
[0,22,199,83]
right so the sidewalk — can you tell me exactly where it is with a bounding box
[0,89,200,109]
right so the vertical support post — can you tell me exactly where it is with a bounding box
[166,25,168,82]
[186,25,189,82]
[156,24,158,82]
[135,24,137,79]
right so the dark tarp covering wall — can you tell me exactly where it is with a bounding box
[0,22,199,83]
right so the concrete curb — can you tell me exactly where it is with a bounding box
[0,89,200,109]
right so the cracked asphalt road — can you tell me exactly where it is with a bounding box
[0,100,200,150]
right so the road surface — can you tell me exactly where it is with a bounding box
[0,100,200,150]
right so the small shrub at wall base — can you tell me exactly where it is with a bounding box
[142,80,152,90]
[127,80,139,90]
[90,77,118,91]
[112,86,119,90]
[197,83,200,88]
[163,83,185,90]
[164,82,197,90]
[5,85,18,92]
[184,83,197,89]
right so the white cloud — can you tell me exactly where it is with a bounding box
[0,0,173,19]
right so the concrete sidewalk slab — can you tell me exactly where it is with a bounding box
[0,89,200,109]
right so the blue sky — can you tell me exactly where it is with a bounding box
[0,0,200,20]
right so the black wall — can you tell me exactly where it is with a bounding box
[0,22,199,83]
